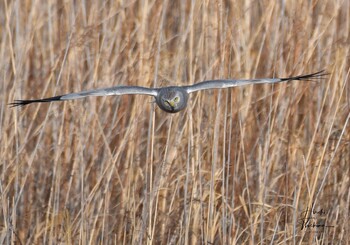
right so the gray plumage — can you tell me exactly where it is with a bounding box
[10,70,327,113]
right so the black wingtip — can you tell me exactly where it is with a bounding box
[8,100,36,108]
[281,70,330,82]
[9,95,63,108]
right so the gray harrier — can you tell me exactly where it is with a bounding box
[10,70,327,113]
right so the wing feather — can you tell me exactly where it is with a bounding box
[184,70,328,94]
[10,86,158,107]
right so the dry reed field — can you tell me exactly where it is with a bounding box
[1,0,349,244]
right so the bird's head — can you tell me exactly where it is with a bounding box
[156,87,188,113]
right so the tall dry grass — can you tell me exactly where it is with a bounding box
[1,0,349,244]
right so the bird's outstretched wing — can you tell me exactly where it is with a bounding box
[184,70,328,94]
[10,86,158,107]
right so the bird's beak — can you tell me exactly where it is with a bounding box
[167,100,175,107]
[164,100,175,111]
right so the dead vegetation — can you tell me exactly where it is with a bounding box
[1,0,349,244]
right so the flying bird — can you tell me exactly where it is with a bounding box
[10,70,327,113]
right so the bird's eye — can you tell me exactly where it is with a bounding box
[174,97,179,102]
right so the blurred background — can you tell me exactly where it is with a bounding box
[1,0,349,244]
